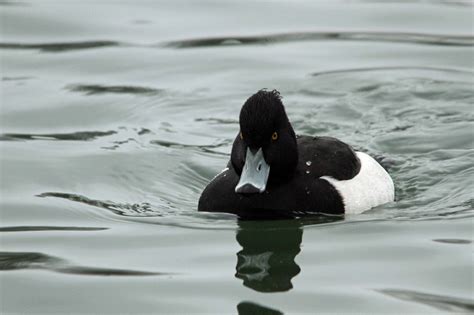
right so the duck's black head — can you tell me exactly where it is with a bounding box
[231,89,298,194]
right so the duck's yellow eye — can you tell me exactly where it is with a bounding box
[240,132,243,140]
[272,131,278,141]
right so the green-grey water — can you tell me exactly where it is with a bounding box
[1,1,473,314]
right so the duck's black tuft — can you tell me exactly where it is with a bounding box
[239,89,288,149]
[258,89,282,100]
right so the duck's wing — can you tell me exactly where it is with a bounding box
[297,136,361,180]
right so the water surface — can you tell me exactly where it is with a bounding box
[1,1,473,313]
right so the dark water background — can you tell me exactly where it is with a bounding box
[1,1,473,313]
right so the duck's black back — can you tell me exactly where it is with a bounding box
[198,136,360,217]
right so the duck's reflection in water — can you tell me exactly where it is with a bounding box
[237,301,283,315]
[235,215,342,293]
[235,219,302,292]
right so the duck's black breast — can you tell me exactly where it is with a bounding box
[198,136,360,217]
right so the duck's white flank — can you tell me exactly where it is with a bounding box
[321,152,394,214]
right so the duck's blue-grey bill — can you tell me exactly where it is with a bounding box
[235,148,270,194]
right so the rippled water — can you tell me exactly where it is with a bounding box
[1,1,473,313]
